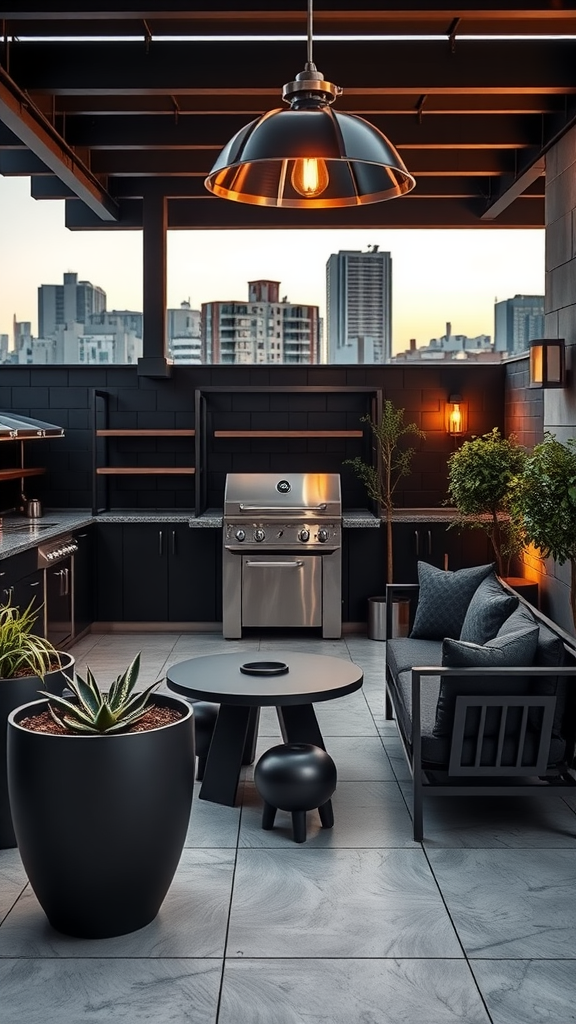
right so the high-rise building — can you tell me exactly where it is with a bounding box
[494,295,544,355]
[38,271,106,338]
[201,281,319,364]
[326,246,392,363]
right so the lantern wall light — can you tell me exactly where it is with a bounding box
[204,0,416,208]
[445,394,468,436]
[529,339,566,388]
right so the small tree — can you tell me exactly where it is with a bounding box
[514,432,576,630]
[344,401,426,584]
[446,427,527,578]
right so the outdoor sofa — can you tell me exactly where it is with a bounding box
[384,562,576,840]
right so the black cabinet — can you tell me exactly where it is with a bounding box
[96,523,218,623]
[73,525,94,637]
[0,549,44,634]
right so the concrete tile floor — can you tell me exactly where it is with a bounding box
[1,631,576,1024]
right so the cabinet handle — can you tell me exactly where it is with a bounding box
[427,530,432,556]
[414,530,419,557]
[78,533,88,539]
[444,552,449,571]
[64,567,70,596]
[171,530,176,556]
[29,581,41,587]
[158,530,164,557]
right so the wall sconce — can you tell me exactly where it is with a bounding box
[529,338,565,388]
[445,394,468,436]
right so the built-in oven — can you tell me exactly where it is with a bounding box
[38,536,78,646]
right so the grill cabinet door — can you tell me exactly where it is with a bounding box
[241,554,321,627]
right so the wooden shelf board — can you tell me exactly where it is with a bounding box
[213,430,364,438]
[96,429,195,437]
[0,468,46,481]
[96,467,195,476]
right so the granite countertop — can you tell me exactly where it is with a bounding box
[0,506,460,560]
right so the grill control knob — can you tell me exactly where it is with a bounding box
[254,528,265,542]
[235,529,246,542]
[317,528,329,543]
[298,529,310,543]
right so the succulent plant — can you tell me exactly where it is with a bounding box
[44,652,160,734]
[0,597,61,680]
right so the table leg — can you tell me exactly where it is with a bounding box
[199,704,251,806]
[242,706,260,765]
[277,704,325,749]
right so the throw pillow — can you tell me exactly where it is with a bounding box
[459,573,519,645]
[497,604,567,737]
[433,626,539,737]
[410,561,495,641]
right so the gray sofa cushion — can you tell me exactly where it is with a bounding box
[386,638,442,679]
[497,603,568,737]
[459,573,518,644]
[394,669,566,767]
[409,561,495,641]
[433,627,539,737]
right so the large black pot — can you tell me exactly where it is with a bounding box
[7,692,195,938]
[0,652,74,849]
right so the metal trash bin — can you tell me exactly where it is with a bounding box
[367,596,410,642]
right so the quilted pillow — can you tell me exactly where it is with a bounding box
[410,561,495,641]
[459,573,519,645]
[497,604,567,737]
[433,626,539,737]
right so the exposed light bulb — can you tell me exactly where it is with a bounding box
[291,157,329,198]
[449,404,462,434]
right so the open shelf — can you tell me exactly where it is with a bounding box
[214,430,363,438]
[96,467,195,475]
[96,429,195,437]
[0,467,46,482]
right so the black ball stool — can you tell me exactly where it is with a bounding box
[254,743,337,843]
[186,701,219,781]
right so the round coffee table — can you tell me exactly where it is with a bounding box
[166,651,363,806]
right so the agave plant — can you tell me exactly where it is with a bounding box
[45,652,160,734]
[0,598,60,680]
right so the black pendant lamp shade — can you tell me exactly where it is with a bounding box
[205,4,415,209]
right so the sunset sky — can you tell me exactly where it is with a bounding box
[0,176,546,354]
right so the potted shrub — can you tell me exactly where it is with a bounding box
[514,432,576,631]
[344,400,426,638]
[7,652,195,939]
[0,597,73,849]
[445,427,527,579]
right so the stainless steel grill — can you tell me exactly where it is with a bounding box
[223,472,342,639]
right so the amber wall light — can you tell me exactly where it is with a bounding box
[529,339,565,388]
[445,395,468,436]
[204,0,416,208]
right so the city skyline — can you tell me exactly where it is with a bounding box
[0,176,546,353]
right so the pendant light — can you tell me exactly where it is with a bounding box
[204,0,416,208]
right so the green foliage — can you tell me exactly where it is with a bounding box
[344,401,426,583]
[515,433,576,564]
[0,598,60,680]
[514,433,576,629]
[446,428,527,576]
[45,652,160,735]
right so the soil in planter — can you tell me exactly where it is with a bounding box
[19,705,185,734]
[10,657,66,679]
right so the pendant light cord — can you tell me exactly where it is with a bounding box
[306,0,314,69]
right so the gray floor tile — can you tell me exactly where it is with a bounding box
[471,959,576,1024]
[227,848,462,958]
[219,959,491,1024]
[246,734,395,782]
[238,780,418,849]
[184,785,242,848]
[0,850,234,958]
[0,849,28,921]
[428,849,576,958]
[0,958,221,1024]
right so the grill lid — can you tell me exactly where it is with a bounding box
[224,473,341,518]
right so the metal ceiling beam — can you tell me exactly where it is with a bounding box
[60,112,541,150]
[8,40,576,96]
[64,193,545,231]
[0,67,119,220]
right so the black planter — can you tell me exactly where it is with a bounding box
[7,692,195,939]
[0,653,74,849]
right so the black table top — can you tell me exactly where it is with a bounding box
[166,650,363,707]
